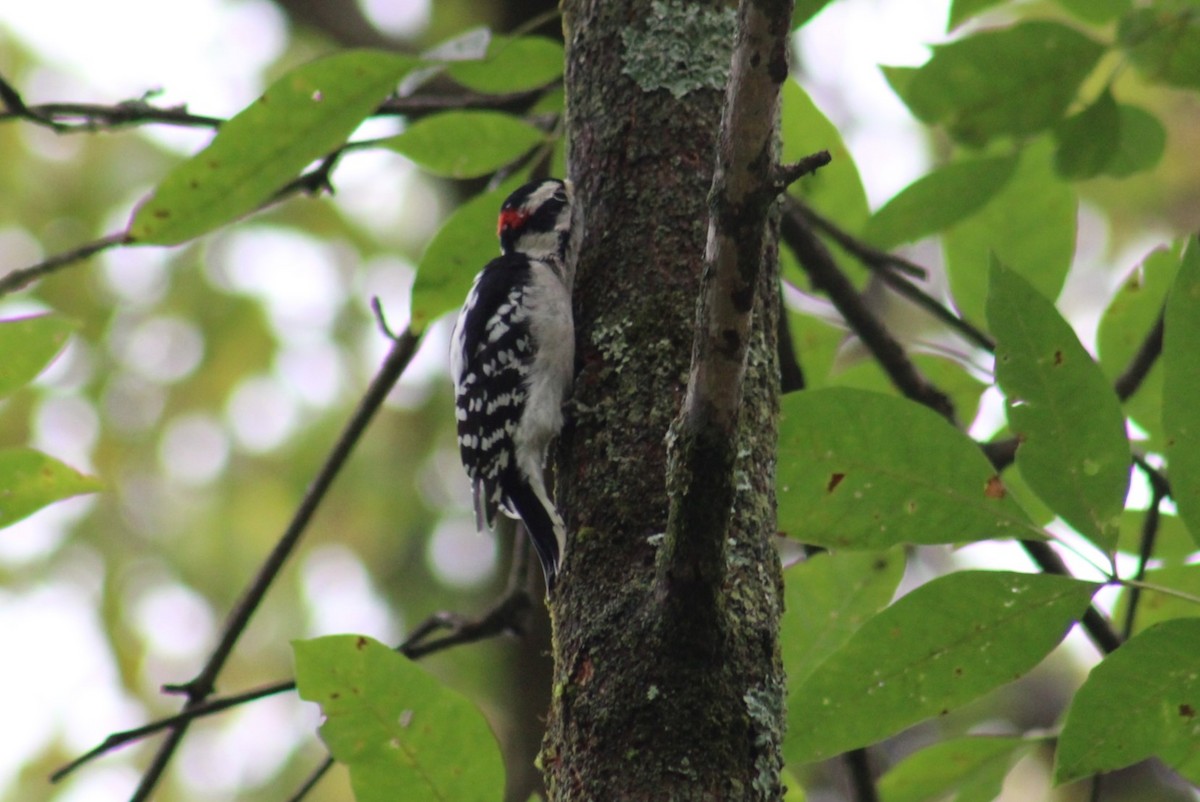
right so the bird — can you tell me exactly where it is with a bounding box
[449,178,576,590]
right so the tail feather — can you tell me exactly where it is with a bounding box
[504,481,566,590]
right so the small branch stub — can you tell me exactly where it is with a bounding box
[771,149,831,196]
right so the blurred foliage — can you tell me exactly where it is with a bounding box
[2,0,1200,801]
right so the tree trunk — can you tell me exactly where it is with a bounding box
[544,1,786,798]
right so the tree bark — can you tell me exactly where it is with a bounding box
[544,1,786,798]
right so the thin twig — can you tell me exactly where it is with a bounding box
[844,747,879,802]
[55,525,533,784]
[1122,457,1171,640]
[285,757,336,802]
[791,198,995,352]
[50,679,295,782]
[1,69,549,134]
[1114,309,1164,402]
[772,151,831,195]
[781,203,1127,655]
[0,232,129,297]
[1019,539,1122,654]
[781,202,957,422]
[792,198,926,280]
[126,327,421,802]
[777,286,806,394]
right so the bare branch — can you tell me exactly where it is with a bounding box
[844,747,879,802]
[1121,457,1170,639]
[777,284,806,394]
[285,757,336,802]
[781,202,957,422]
[1,68,549,135]
[660,0,796,626]
[0,232,129,298]
[125,325,420,802]
[1019,539,1122,653]
[49,679,295,782]
[791,198,996,352]
[54,575,532,784]
[792,198,926,280]
[1114,308,1164,402]
[772,150,831,194]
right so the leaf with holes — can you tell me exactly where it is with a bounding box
[0,448,102,530]
[294,635,504,802]
[777,388,1040,550]
[1163,238,1200,546]
[784,571,1099,764]
[782,549,906,689]
[129,50,416,245]
[1056,618,1200,786]
[0,315,74,399]
[988,258,1130,550]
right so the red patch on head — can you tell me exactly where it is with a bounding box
[497,208,530,236]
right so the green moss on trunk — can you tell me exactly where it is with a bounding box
[544,1,786,799]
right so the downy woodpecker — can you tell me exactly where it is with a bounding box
[450,179,575,589]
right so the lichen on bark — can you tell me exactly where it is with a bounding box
[543,0,788,799]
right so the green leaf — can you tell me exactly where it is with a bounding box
[1107,103,1167,178]
[782,549,906,688]
[890,21,1103,146]
[832,353,989,434]
[782,767,807,801]
[793,0,835,29]
[294,635,504,802]
[879,735,1039,802]
[0,315,74,399]
[863,154,1017,249]
[987,259,1131,550]
[1112,564,1200,636]
[129,51,417,246]
[881,65,918,103]
[947,0,1006,31]
[421,26,492,63]
[1055,618,1200,785]
[1055,0,1132,25]
[1097,244,1181,450]
[0,448,102,530]
[1119,8,1200,90]
[384,111,546,178]
[777,388,1039,550]
[781,80,870,235]
[1115,511,1197,564]
[943,138,1076,324]
[410,173,529,329]
[1053,89,1120,180]
[446,35,564,94]
[784,571,1099,764]
[1163,238,1200,546]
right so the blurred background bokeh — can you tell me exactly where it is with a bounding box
[2,0,1198,800]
